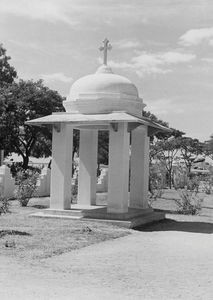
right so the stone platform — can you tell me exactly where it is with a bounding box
[31,205,165,228]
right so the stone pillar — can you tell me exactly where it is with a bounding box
[50,124,73,210]
[108,123,130,213]
[129,126,150,209]
[78,129,98,206]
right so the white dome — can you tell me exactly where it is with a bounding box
[63,64,144,116]
[70,65,138,99]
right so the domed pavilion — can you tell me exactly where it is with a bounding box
[27,39,168,227]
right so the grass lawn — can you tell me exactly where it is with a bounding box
[0,198,130,261]
[1,190,212,262]
[151,188,207,212]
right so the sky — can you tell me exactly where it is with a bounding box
[0,0,213,141]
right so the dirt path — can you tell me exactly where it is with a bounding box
[1,221,213,300]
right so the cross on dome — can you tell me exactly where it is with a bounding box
[99,38,112,65]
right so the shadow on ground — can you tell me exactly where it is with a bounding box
[136,219,213,234]
[0,230,31,238]
[31,204,48,209]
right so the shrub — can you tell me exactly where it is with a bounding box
[173,164,188,189]
[173,165,203,214]
[0,196,10,215]
[14,169,39,207]
[175,188,202,215]
[201,173,213,195]
[9,162,41,178]
[186,175,200,193]
[203,180,212,194]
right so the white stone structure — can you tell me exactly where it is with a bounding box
[27,39,168,227]
[0,165,16,199]
[36,166,51,197]
[97,165,108,193]
[0,165,51,199]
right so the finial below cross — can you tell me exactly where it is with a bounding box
[99,38,112,65]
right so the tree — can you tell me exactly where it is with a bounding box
[0,44,17,86]
[98,131,109,165]
[149,126,184,164]
[151,137,181,188]
[143,110,184,140]
[0,79,64,168]
[204,135,213,160]
[150,136,204,189]
[143,110,169,127]
[179,137,204,173]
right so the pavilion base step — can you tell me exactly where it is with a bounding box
[40,208,84,217]
[30,212,82,220]
[31,207,165,228]
[84,211,165,228]
[83,207,153,220]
